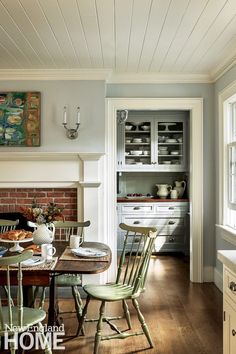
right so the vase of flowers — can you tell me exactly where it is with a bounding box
[22,199,64,245]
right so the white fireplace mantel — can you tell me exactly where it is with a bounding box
[0,151,113,284]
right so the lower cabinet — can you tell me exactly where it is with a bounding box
[117,201,189,254]
[223,267,236,354]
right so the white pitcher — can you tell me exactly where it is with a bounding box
[173,180,186,198]
[156,184,172,199]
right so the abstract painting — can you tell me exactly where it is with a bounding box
[0,92,40,146]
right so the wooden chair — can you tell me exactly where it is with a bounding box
[31,220,90,335]
[0,250,52,354]
[77,223,158,354]
[0,219,19,233]
[0,219,19,301]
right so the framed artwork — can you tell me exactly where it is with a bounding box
[0,92,40,146]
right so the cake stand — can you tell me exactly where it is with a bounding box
[159,123,177,131]
[0,238,33,252]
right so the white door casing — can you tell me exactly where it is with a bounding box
[105,98,203,283]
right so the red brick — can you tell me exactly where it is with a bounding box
[27,192,46,198]
[0,198,16,204]
[0,193,9,197]
[9,192,27,198]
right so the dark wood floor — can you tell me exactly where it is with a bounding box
[6,254,224,354]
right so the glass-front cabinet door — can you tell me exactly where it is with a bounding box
[117,112,187,172]
[118,118,154,171]
[155,117,186,171]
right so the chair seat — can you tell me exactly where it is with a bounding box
[55,274,82,286]
[0,307,46,335]
[84,283,134,301]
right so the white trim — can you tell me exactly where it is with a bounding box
[218,81,236,226]
[214,267,223,292]
[0,68,214,83]
[78,181,101,188]
[216,224,236,246]
[0,69,111,81]
[106,97,204,283]
[108,72,212,84]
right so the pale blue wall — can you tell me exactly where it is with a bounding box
[0,80,106,152]
[107,83,215,268]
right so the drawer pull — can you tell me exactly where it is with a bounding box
[232,329,236,336]
[133,207,141,210]
[168,220,175,225]
[169,237,175,243]
[133,221,140,224]
[229,281,236,292]
[168,207,174,210]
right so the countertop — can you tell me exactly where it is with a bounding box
[218,250,236,273]
[117,197,189,203]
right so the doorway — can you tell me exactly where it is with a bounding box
[105,98,203,283]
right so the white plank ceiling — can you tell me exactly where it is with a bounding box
[0,0,236,80]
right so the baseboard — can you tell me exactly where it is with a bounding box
[214,267,223,292]
[203,266,214,282]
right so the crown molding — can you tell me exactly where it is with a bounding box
[0,69,111,81]
[108,72,213,84]
[0,65,235,83]
[210,55,236,82]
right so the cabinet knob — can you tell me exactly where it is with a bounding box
[229,281,236,292]
[168,220,175,225]
[133,221,140,224]
[168,207,175,210]
[133,207,141,210]
[169,237,175,242]
[232,329,236,336]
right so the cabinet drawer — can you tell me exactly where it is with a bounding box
[155,235,185,252]
[121,216,185,235]
[155,204,188,216]
[120,204,154,214]
[225,268,236,306]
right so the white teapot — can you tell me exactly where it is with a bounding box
[173,180,186,198]
[156,184,172,199]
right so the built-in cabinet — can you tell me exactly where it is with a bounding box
[223,266,236,354]
[117,111,188,172]
[117,201,189,254]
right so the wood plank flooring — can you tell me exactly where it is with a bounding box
[5,254,224,353]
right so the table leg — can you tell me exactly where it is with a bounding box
[48,274,61,327]
[23,286,34,307]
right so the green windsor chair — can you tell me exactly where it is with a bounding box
[0,219,19,233]
[77,222,158,354]
[0,219,20,302]
[31,220,90,335]
[0,250,52,354]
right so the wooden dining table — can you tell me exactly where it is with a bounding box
[0,240,112,326]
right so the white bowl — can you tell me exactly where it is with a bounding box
[125,125,133,131]
[166,139,177,143]
[125,139,132,143]
[178,138,183,143]
[141,125,150,131]
[143,151,150,155]
[170,151,179,155]
[159,146,168,150]
[132,138,142,143]
[130,150,143,155]
[159,150,168,155]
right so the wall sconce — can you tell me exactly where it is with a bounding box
[62,106,80,139]
[117,109,128,124]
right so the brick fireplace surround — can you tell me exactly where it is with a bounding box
[0,188,77,220]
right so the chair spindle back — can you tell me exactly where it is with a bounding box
[54,220,90,241]
[117,223,157,296]
[0,251,33,330]
[0,219,19,234]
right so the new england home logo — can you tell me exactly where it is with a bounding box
[4,324,65,350]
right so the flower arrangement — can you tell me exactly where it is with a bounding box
[21,198,64,225]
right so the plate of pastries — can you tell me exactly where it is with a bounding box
[0,229,33,242]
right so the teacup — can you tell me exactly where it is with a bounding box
[70,235,83,249]
[41,244,56,262]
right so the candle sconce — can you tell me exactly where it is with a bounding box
[62,106,80,140]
